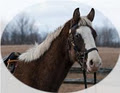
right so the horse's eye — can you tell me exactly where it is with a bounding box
[75,34,80,38]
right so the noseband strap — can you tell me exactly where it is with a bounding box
[85,48,98,56]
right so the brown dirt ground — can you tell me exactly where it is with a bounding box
[1,45,120,92]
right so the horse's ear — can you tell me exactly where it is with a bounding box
[87,8,95,22]
[73,8,80,22]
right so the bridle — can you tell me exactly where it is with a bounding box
[68,23,98,88]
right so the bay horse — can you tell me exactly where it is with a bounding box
[10,8,102,92]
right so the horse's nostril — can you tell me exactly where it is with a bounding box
[90,60,94,66]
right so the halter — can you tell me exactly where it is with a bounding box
[69,24,98,88]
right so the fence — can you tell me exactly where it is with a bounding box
[63,67,112,84]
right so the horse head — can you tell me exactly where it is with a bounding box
[68,8,102,72]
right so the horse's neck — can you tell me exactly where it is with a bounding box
[36,22,72,91]
[14,21,73,92]
[36,29,73,91]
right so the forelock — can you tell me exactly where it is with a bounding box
[78,16,92,27]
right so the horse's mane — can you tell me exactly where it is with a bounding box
[19,26,63,62]
[19,16,92,62]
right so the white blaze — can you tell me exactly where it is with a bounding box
[76,26,102,71]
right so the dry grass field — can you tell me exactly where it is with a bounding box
[1,45,120,92]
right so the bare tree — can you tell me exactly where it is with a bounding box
[96,26,120,47]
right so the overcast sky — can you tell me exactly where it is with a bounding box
[0,0,120,36]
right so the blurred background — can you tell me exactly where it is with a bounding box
[1,1,120,47]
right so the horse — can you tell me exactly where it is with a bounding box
[9,8,102,92]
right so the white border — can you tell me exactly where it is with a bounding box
[0,0,120,93]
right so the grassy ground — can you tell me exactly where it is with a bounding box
[1,45,120,92]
